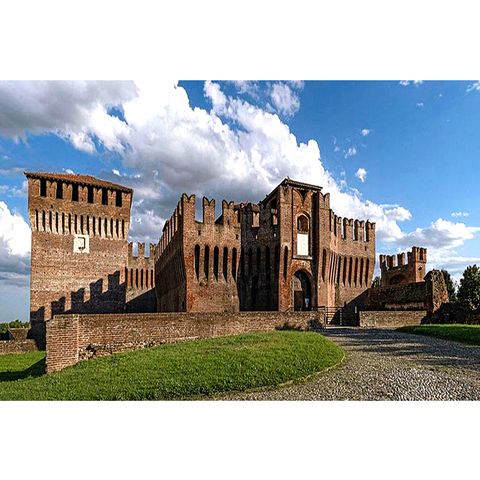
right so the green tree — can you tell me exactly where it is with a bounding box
[457,265,480,311]
[371,276,381,288]
[441,269,457,302]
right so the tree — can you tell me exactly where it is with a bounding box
[441,269,457,302]
[457,265,480,311]
[371,276,381,288]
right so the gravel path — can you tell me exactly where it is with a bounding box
[219,328,480,400]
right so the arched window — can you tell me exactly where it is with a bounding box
[232,248,237,280]
[222,247,228,280]
[360,258,364,286]
[296,215,309,256]
[322,249,327,282]
[283,246,289,280]
[337,256,342,285]
[297,215,309,232]
[194,245,200,280]
[135,269,139,288]
[342,256,347,285]
[365,259,370,286]
[204,246,210,280]
[140,269,144,289]
[348,257,353,285]
[354,258,359,286]
[213,246,219,280]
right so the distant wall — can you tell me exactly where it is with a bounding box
[359,310,426,328]
[0,339,39,355]
[46,310,323,373]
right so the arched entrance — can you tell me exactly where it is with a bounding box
[292,270,312,311]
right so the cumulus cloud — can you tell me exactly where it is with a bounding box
[2,79,479,280]
[389,218,480,251]
[355,168,367,183]
[416,102,424,108]
[269,82,300,116]
[360,128,371,136]
[0,81,137,153]
[0,202,30,286]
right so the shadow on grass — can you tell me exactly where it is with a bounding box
[0,358,46,382]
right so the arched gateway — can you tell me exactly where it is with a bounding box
[292,270,312,311]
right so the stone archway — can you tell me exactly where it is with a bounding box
[292,270,312,311]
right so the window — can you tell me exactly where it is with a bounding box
[223,247,228,280]
[297,215,309,232]
[322,249,327,282]
[213,246,219,280]
[115,191,122,207]
[87,186,94,203]
[232,248,237,280]
[283,246,288,280]
[72,184,79,202]
[204,246,210,280]
[102,189,108,205]
[194,245,200,281]
[56,181,63,199]
[40,179,47,197]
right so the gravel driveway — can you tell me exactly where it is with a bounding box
[219,328,480,400]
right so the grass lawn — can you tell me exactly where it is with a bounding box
[0,331,343,400]
[397,324,480,346]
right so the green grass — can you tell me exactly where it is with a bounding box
[397,324,480,346]
[0,331,343,400]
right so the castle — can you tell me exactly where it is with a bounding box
[26,173,377,341]
[155,178,376,313]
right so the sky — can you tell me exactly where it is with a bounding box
[0,80,479,322]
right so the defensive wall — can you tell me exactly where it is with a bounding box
[45,310,324,372]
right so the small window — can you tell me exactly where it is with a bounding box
[72,184,79,202]
[297,215,309,233]
[87,186,94,203]
[40,179,47,197]
[115,191,122,207]
[102,189,108,205]
[56,181,63,199]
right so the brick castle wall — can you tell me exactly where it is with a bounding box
[0,339,39,355]
[46,310,323,373]
[359,310,426,328]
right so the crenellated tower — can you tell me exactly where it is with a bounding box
[26,171,133,343]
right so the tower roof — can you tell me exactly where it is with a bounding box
[24,171,133,193]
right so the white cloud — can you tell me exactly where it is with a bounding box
[399,80,424,86]
[360,128,371,136]
[0,80,442,250]
[466,81,480,92]
[416,102,424,108]
[344,146,357,158]
[355,167,367,183]
[0,202,30,286]
[269,82,300,116]
[389,218,480,251]
[0,180,27,198]
[451,211,469,218]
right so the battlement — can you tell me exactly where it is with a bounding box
[330,211,376,241]
[128,242,156,260]
[26,171,132,208]
[379,246,427,287]
[380,246,427,271]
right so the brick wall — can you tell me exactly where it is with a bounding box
[46,310,323,373]
[359,310,426,328]
[0,339,39,355]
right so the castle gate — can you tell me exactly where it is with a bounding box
[292,270,312,311]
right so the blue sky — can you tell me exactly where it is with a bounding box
[1,80,479,321]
